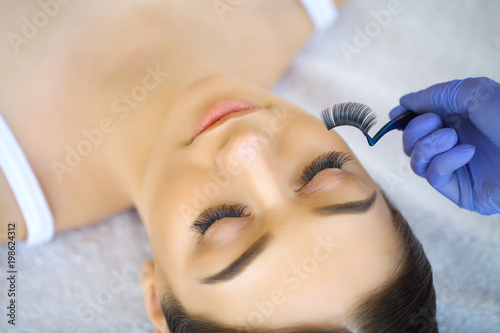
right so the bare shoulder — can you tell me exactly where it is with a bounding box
[172,0,316,89]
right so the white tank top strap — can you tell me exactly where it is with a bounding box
[299,0,339,34]
[0,112,55,246]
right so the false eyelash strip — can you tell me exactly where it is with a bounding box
[320,102,417,146]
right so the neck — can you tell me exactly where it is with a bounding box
[0,0,316,230]
[96,1,317,215]
[104,51,219,208]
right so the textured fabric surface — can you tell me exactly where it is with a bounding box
[1,0,499,332]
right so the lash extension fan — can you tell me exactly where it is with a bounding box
[320,102,418,146]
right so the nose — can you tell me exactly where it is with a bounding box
[215,129,285,207]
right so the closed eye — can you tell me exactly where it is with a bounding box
[191,151,353,236]
[192,203,249,235]
[295,151,353,191]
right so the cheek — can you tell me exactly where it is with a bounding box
[152,164,212,225]
[279,113,351,157]
[146,166,207,284]
[144,160,207,241]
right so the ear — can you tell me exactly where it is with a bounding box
[140,261,170,333]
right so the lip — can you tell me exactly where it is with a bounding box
[191,97,263,141]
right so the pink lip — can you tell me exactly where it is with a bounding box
[191,98,263,140]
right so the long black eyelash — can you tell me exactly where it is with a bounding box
[297,151,352,189]
[320,102,377,134]
[193,204,249,235]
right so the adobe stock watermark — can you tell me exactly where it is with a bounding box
[212,0,243,21]
[236,235,340,327]
[64,266,136,333]
[383,153,414,191]
[340,0,403,64]
[462,77,498,116]
[177,106,297,222]
[7,0,72,54]
[51,64,169,182]
[419,77,499,132]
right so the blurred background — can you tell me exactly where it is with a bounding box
[1,0,499,332]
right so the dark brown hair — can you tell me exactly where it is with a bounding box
[160,193,438,333]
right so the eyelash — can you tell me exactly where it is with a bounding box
[296,151,352,190]
[193,151,352,235]
[193,203,249,235]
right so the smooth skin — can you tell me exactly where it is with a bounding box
[139,75,399,330]
[0,1,400,331]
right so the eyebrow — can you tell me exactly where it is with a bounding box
[312,191,377,215]
[200,233,271,284]
[199,191,378,285]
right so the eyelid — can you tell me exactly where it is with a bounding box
[295,151,353,192]
[296,168,349,194]
[192,203,250,235]
[200,215,253,246]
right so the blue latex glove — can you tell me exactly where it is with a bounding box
[390,77,500,215]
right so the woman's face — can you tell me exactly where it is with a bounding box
[140,75,400,330]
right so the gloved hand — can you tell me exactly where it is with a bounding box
[390,77,500,215]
